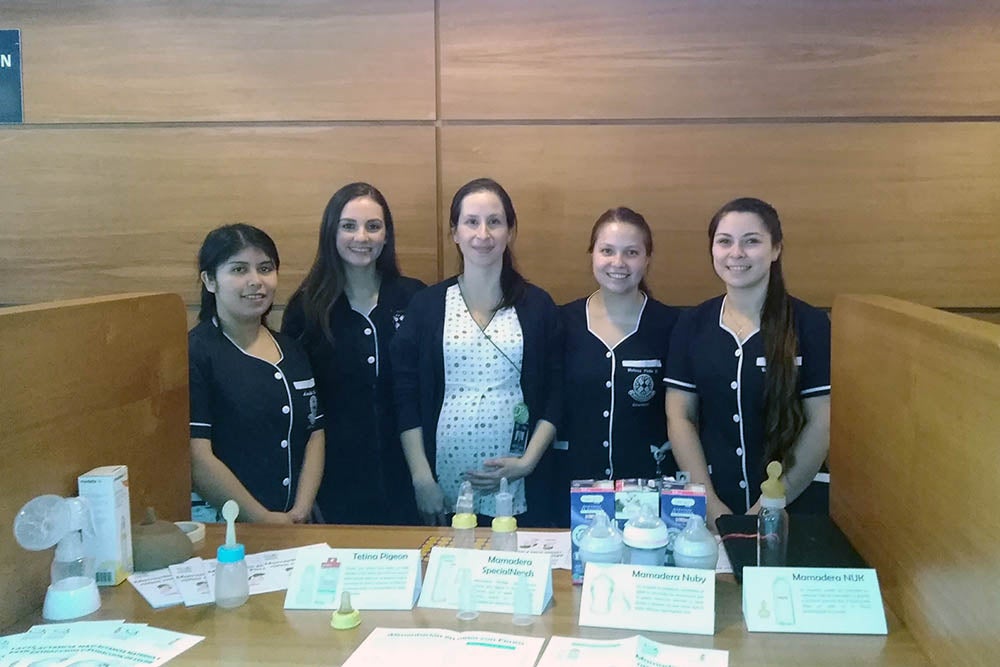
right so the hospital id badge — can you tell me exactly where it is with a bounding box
[509,401,529,457]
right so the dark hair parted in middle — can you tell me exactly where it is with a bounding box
[290,182,401,342]
[588,206,654,296]
[708,197,805,471]
[197,222,280,324]
[449,177,526,310]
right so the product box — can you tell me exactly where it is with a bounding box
[569,479,615,584]
[613,478,660,529]
[78,465,133,586]
[659,477,707,565]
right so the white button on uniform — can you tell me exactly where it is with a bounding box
[605,381,612,388]
[281,440,289,449]
[274,371,282,380]
[606,351,612,359]
[732,414,740,422]
[730,381,738,390]
[603,441,609,448]
[367,356,375,364]
[605,468,612,476]
[282,406,290,414]
[734,349,741,357]
[603,410,610,418]
[364,328,372,336]
[738,480,747,489]
[736,447,743,456]
[282,477,290,487]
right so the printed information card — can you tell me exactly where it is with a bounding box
[578,563,716,635]
[284,545,422,610]
[342,627,545,667]
[742,567,887,634]
[537,635,729,667]
[418,546,553,615]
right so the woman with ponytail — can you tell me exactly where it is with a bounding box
[391,178,563,527]
[665,198,831,529]
[556,208,680,503]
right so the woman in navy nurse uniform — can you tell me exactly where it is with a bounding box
[665,198,831,530]
[189,224,325,523]
[558,208,680,500]
[282,183,424,525]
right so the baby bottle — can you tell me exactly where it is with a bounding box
[622,503,669,566]
[577,509,624,567]
[215,543,249,609]
[671,515,719,569]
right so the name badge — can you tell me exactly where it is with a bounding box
[755,357,802,368]
[622,359,662,368]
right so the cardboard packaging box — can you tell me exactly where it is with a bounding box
[659,477,707,565]
[613,478,660,529]
[569,479,615,584]
[78,465,133,585]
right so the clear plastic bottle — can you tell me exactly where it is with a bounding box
[490,478,518,552]
[757,461,789,567]
[622,503,669,566]
[672,514,719,570]
[577,509,624,567]
[452,481,477,549]
[215,543,249,608]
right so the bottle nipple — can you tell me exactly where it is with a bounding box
[760,461,786,499]
[330,591,362,630]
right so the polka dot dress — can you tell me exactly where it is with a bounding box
[435,284,527,516]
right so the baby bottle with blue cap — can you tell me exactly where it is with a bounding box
[215,499,249,608]
[215,543,249,608]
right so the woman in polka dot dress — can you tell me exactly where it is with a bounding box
[391,178,563,527]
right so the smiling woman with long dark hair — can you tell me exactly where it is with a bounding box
[665,198,831,530]
[282,183,425,525]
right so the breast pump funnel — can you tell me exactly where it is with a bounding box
[14,494,101,620]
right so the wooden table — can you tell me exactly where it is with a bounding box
[10,525,932,666]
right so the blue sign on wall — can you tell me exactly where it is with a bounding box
[1,29,24,124]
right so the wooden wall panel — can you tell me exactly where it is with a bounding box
[440,0,1000,120]
[0,293,189,631]
[0,126,438,305]
[7,0,435,122]
[440,123,1000,307]
[830,295,1000,667]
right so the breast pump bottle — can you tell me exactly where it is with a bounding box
[490,478,518,551]
[757,461,789,567]
[452,481,476,549]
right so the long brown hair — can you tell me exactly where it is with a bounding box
[708,197,805,470]
[289,183,400,342]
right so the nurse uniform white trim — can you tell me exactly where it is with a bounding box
[718,295,758,511]
[219,325,296,512]
[353,302,381,377]
[585,291,647,480]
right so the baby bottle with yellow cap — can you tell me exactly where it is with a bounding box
[452,481,476,549]
[757,461,789,567]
